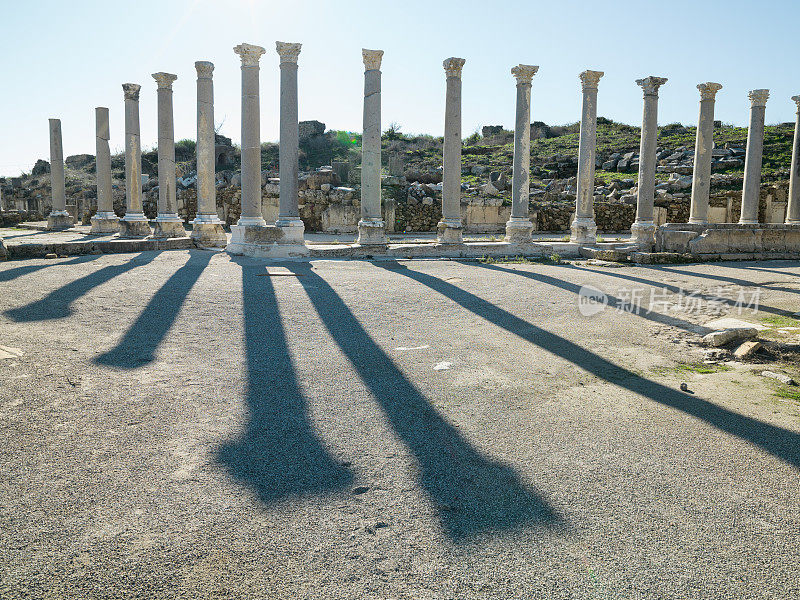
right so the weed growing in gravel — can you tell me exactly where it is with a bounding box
[774,387,800,402]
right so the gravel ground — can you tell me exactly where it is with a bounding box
[1,251,799,599]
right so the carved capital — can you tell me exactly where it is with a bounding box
[511,64,539,84]
[636,76,667,97]
[579,70,604,92]
[276,41,302,64]
[151,72,177,90]
[122,83,141,101]
[443,57,466,78]
[793,95,800,111]
[234,43,266,66]
[697,82,722,101]
[362,48,384,71]
[195,61,214,78]
[748,88,769,107]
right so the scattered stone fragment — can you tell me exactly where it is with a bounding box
[680,382,690,392]
[45,253,57,259]
[761,371,797,385]
[0,345,24,360]
[705,318,769,332]
[733,340,762,359]
[702,327,758,347]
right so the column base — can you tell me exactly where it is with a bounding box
[237,215,267,227]
[738,219,758,225]
[437,218,463,244]
[47,211,74,231]
[119,213,152,238]
[570,216,597,244]
[90,213,120,234]
[191,221,227,248]
[504,217,534,244]
[630,220,656,251]
[152,216,188,239]
[227,224,309,258]
[786,219,800,225]
[688,217,707,225]
[357,218,387,245]
[275,217,306,244]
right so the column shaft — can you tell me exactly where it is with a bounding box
[570,70,603,243]
[358,48,386,244]
[46,118,72,230]
[236,44,266,226]
[275,41,304,242]
[195,62,218,220]
[120,83,150,237]
[90,107,120,233]
[438,57,466,243]
[740,89,769,224]
[787,96,800,224]
[689,83,722,224]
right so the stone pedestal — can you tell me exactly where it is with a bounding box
[47,118,73,231]
[787,95,800,224]
[631,76,667,250]
[437,57,466,244]
[570,70,603,243]
[90,107,120,234]
[689,83,723,224]
[275,42,306,244]
[151,72,186,239]
[740,89,769,224]
[505,64,539,244]
[120,83,151,238]
[192,61,226,248]
[358,49,387,245]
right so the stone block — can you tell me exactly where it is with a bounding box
[659,229,699,253]
[702,327,757,347]
[733,341,762,359]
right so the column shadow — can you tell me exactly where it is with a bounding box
[649,264,800,299]
[376,261,800,471]
[4,253,160,322]
[94,251,212,368]
[214,262,354,504]
[0,254,101,283]
[287,263,564,541]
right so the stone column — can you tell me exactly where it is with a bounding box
[570,70,604,243]
[437,57,466,244]
[151,72,186,238]
[191,61,227,247]
[275,41,305,243]
[120,83,151,238]
[234,43,266,228]
[631,76,668,250]
[689,82,723,224]
[90,107,120,233]
[739,89,769,224]
[505,64,539,244]
[358,48,387,245]
[786,95,800,224]
[46,118,73,230]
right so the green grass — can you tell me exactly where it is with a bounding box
[760,314,800,328]
[774,387,800,402]
[655,362,733,376]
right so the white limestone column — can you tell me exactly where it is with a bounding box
[90,107,120,233]
[689,82,723,224]
[787,95,800,224]
[505,64,539,244]
[275,41,305,243]
[120,83,151,238]
[631,76,668,250]
[570,70,604,243]
[234,43,266,227]
[46,118,72,230]
[358,48,387,245]
[437,57,466,244]
[739,89,769,224]
[151,72,186,238]
[191,61,227,247]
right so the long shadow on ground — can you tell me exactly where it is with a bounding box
[377,261,800,471]
[0,254,101,283]
[215,262,354,504]
[4,252,159,321]
[95,251,212,368]
[288,263,564,541]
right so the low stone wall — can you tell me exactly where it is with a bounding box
[656,222,800,259]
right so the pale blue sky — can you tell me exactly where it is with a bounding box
[2,0,798,176]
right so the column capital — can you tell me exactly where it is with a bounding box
[151,72,177,89]
[636,76,668,97]
[791,95,800,110]
[122,83,141,101]
[697,82,723,100]
[443,57,466,78]
[276,41,302,64]
[511,64,539,84]
[579,70,604,92]
[195,61,214,78]
[234,43,266,66]
[748,88,769,107]
[362,48,384,71]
